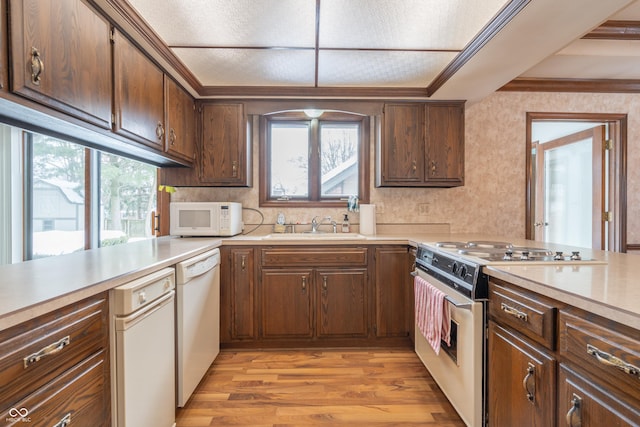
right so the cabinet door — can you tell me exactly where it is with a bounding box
[316,269,368,338]
[200,103,249,186]
[425,103,464,186]
[379,103,425,185]
[374,246,410,337]
[260,269,313,339]
[113,29,165,149]
[488,321,556,427]
[9,0,112,128]
[559,364,640,427]
[165,77,196,164]
[230,248,255,340]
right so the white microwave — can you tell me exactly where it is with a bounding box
[170,202,243,236]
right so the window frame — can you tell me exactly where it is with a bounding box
[259,111,370,207]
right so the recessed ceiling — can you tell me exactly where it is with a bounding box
[125,0,509,88]
[105,0,640,101]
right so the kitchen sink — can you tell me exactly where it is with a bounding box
[261,233,366,240]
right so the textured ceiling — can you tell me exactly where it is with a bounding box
[111,0,640,101]
[127,0,509,88]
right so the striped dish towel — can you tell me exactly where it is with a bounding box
[414,275,451,355]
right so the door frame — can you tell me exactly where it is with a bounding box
[525,112,627,252]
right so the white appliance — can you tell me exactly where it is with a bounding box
[170,202,243,236]
[110,268,176,427]
[175,248,221,407]
[413,244,487,427]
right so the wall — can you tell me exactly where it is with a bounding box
[171,92,640,245]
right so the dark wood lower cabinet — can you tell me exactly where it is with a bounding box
[221,244,411,348]
[261,269,313,339]
[316,269,368,338]
[487,278,640,427]
[487,321,556,427]
[0,293,110,426]
[558,364,640,427]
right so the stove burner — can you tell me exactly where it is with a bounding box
[466,241,513,249]
[435,241,468,249]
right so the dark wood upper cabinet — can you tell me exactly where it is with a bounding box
[112,28,164,149]
[378,102,464,187]
[9,0,112,129]
[425,103,465,186]
[200,103,250,186]
[379,103,425,185]
[164,77,196,164]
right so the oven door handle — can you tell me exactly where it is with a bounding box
[412,270,473,310]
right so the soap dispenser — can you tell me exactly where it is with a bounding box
[342,214,350,233]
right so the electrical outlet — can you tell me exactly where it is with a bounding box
[418,203,429,216]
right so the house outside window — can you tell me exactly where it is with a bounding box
[260,111,369,207]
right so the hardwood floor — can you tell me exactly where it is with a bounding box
[176,348,465,426]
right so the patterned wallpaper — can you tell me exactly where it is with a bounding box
[171,91,640,245]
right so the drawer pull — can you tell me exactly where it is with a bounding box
[565,393,582,427]
[586,344,640,378]
[23,335,70,368]
[53,413,71,427]
[500,303,528,321]
[522,362,535,403]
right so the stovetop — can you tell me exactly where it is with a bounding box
[431,240,603,264]
[414,240,605,300]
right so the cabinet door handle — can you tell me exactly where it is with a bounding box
[156,122,165,140]
[500,302,528,321]
[232,160,238,177]
[586,344,640,378]
[565,393,582,427]
[241,255,246,271]
[412,159,417,172]
[322,276,328,294]
[522,362,535,403]
[301,276,307,292]
[52,413,71,427]
[30,47,44,85]
[169,128,177,146]
[23,335,70,368]
[430,160,437,175]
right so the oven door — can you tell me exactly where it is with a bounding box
[413,268,485,427]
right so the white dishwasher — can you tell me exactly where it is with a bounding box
[176,248,221,407]
[111,267,176,427]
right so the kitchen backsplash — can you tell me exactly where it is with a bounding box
[171,91,640,243]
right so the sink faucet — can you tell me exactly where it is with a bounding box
[311,216,337,233]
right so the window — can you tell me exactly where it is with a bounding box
[0,125,158,264]
[260,111,369,207]
[99,153,157,246]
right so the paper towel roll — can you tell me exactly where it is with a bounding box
[359,204,376,235]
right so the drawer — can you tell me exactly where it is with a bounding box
[0,294,108,406]
[488,280,558,350]
[559,308,640,400]
[1,350,110,427]
[261,247,368,267]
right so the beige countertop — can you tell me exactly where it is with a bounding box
[485,253,640,330]
[1,231,638,333]
[0,236,221,331]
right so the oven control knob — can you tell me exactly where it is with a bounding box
[451,262,458,274]
[459,265,468,278]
